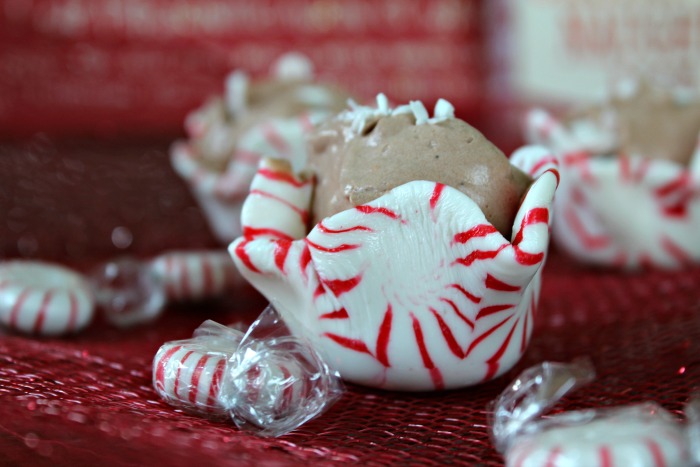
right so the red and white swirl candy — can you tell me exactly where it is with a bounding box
[152,315,342,436]
[153,336,232,415]
[231,100,559,391]
[506,405,690,467]
[526,108,700,269]
[171,53,337,243]
[0,260,94,335]
[150,251,239,302]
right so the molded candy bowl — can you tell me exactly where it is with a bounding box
[230,98,560,391]
[526,108,700,269]
[171,52,349,243]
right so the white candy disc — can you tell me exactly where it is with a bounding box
[0,260,95,335]
[507,414,689,467]
[153,341,230,415]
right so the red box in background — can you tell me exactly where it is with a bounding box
[0,0,485,140]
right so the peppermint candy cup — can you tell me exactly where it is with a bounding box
[153,305,343,437]
[230,100,559,391]
[491,360,692,467]
[171,52,346,243]
[526,108,700,269]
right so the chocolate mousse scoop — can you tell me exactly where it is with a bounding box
[567,82,700,165]
[308,96,532,238]
[190,55,351,173]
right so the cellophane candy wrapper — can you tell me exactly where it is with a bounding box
[153,305,343,437]
[491,360,693,467]
[90,257,167,328]
[90,251,238,328]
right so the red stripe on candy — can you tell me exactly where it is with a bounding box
[410,313,444,389]
[262,123,290,154]
[485,274,521,292]
[274,239,293,273]
[654,173,690,197]
[207,359,226,408]
[319,308,349,320]
[234,240,260,273]
[173,351,194,397]
[323,332,372,355]
[645,438,666,467]
[299,243,311,278]
[661,236,692,265]
[355,205,399,219]
[305,238,360,253]
[454,245,508,267]
[465,315,514,357]
[257,167,310,188]
[430,183,445,211]
[483,319,518,381]
[512,207,548,247]
[429,308,464,359]
[189,355,209,404]
[33,290,54,334]
[375,305,393,367]
[564,206,611,249]
[528,154,558,177]
[447,284,481,304]
[544,446,562,467]
[321,274,362,297]
[440,298,474,329]
[453,224,499,244]
[9,288,30,329]
[154,345,183,390]
[317,221,372,234]
[599,445,613,467]
[477,304,514,320]
[242,226,294,241]
[313,282,326,299]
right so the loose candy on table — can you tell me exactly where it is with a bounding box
[0,260,95,335]
[149,251,239,302]
[0,250,240,334]
[152,305,343,437]
[491,360,691,467]
[90,257,167,328]
[90,251,238,328]
[153,320,240,416]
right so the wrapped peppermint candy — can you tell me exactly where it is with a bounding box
[152,305,343,437]
[0,251,239,334]
[90,250,238,327]
[491,360,692,467]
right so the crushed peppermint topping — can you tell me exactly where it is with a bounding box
[225,70,249,118]
[339,93,456,137]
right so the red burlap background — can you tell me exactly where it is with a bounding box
[1,137,700,466]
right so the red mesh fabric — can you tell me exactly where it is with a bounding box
[1,137,700,466]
